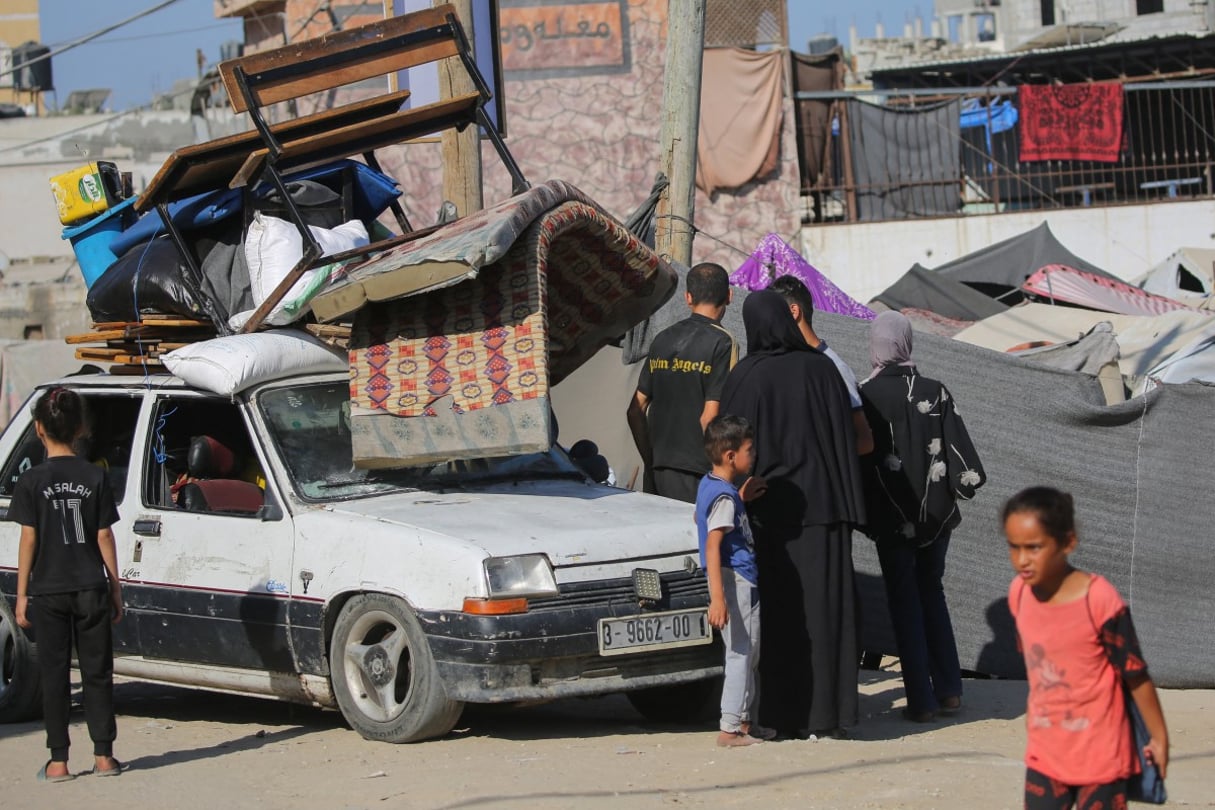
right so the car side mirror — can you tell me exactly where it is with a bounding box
[257,502,283,521]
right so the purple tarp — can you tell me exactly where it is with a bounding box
[730,233,875,320]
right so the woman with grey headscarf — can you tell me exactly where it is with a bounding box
[859,311,986,722]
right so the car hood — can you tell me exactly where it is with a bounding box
[321,479,698,570]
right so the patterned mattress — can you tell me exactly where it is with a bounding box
[341,181,676,466]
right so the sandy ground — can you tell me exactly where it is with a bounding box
[1,664,1212,810]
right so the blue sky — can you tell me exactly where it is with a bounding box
[38,0,914,111]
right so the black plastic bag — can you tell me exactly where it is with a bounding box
[86,237,209,322]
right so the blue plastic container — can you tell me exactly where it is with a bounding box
[61,196,139,288]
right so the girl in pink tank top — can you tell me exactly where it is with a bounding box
[1002,486,1168,810]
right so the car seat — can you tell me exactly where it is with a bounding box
[176,435,265,514]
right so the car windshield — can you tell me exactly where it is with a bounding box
[257,381,584,501]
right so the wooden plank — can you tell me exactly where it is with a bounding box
[75,348,125,360]
[276,95,480,166]
[231,95,479,197]
[110,353,163,365]
[135,90,412,211]
[66,329,134,344]
[219,5,457,112]
[137,317,211,327]
[305,323,353,339]
[105,339,159,349]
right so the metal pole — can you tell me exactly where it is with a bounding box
[438,0,484,215]
[654,0,707,268]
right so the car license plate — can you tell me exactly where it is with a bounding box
[597,608,713,656]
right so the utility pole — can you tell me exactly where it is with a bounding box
[438,0,484,216]
[654,0,707,268]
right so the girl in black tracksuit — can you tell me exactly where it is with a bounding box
[11,387,124,781]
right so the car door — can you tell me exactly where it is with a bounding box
[126,389,297,673]
[0,387,144,654]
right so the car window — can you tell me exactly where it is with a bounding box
[258,381,584,501]
[0,423,44,498]
[143,395,267,516]
[0,393,140,504]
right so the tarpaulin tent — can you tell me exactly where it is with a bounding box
[1022,265,1196,317]
[818,310,1215,688]
[953,302,1215,393]
[730,232,874,320]
[930,221,1114,300]
[872,263,1010,322]
[1134,247,1215,305]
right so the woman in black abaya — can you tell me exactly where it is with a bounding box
[720,291,866,738]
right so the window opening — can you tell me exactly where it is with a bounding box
[143,397,265,515]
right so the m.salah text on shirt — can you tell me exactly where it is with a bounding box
[41,481,93,500]
[649,357,715,375]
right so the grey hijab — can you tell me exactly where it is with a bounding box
[868,310,916,379]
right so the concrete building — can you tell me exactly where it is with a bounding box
[0,0,42,109]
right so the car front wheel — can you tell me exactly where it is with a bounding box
[0,597,42,723]
[329,593,463,743]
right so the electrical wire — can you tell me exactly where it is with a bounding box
[0,0,187,83]
[52,21,238,47]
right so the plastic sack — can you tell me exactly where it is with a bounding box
[161,329,348,397]
[85,237,209,323]
[227,214,369,330]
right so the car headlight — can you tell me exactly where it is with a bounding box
[483,554,559,599]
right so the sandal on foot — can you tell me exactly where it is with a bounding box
[37,761,75,783]
[716,731,763,747]
[90,758,124,777]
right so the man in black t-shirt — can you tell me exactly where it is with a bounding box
[627,262,738,503]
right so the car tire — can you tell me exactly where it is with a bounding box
[329,593,463,743]
[0,597,42,723]
[626,675,722,724]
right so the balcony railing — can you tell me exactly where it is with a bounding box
[795,81,1215,224]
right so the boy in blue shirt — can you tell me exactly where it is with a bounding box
[695,415,772,747]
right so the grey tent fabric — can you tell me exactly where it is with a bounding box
[872,263,1010,321]
[848,98,962,222]
[934,221,1115,294]
[820,311,1215,688]
[623,173,668,250]
[1016,322,1121,376]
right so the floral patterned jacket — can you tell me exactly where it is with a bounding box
[858,365,986,545]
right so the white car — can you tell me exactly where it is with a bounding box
[0,372,720,742]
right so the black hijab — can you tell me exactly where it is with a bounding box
[722,290,865,529]
[744,290,811,356]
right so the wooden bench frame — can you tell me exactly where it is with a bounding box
[137,4,528,335]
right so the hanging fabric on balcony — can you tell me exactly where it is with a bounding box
[1018,82,1124,163]
[792,48,846,191]
[847,98,962,221]
[696,47,784,195]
